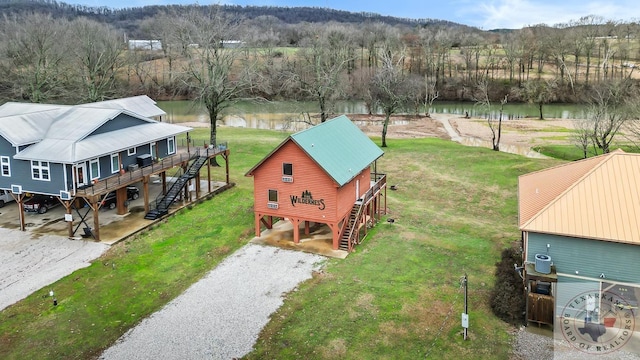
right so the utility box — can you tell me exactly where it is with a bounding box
[137,154,153,167]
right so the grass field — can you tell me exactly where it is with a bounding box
[0,127,563,359]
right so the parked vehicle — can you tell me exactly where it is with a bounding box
[101,186,140,210]
[24,194,61,214]
[0,189,15,208]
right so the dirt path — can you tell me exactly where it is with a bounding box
[0,228,108,311]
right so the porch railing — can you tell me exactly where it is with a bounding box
[73,142,227,197]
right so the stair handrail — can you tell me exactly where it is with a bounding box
[341,173,387,251]
[152,149,203,211]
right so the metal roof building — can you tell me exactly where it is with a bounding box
[519,149,640,245]
[246,115,387,254]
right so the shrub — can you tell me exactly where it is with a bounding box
[490,246,525,325]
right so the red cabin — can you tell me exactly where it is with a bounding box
[245,115,386,252]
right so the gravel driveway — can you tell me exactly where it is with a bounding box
[100,243,325,360]
[0,228,108,311]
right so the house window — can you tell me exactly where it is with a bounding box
[111,153,120,174]
[1,156,9,177]
[268,189,278,202]
[90,159,100,180]
[127,147,136,156]
[31,160,50,181]
[167,137,176,155]
[283,163,293,176]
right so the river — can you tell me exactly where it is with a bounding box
[158,100,583,158]
[158,100,587,129]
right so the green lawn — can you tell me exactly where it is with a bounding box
[0,127,562,359]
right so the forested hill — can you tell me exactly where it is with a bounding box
[0,0,470,29]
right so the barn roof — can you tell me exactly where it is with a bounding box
[246,115,383,187]
[519,149,640,245]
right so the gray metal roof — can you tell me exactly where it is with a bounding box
[0,110,64,146]
[83,95,166,118]
[0,102,70,117]
[16,122,191,163]
[1,96,189,164]
[43,107,150,141]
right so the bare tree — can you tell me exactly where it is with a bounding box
[294,24,353,123]
[572,118,593,159]
[521,78,557,120]
[177,7,255,149]
[0,13,70,102]
[68,18,125,102]
[587,79,635,154]
[370,52,410,147]
[474,80,506,151]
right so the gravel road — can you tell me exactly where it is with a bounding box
[0,228,108,311]
[100,243,325,360]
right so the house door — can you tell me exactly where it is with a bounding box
[75,163,88,187]
[150,142,157,159]
[356,179,360,200]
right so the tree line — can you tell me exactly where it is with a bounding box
[1,3,640,150]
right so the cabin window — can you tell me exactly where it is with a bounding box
[90,159,100,180]
[127,147,136,156]
[167,137,176,155]
[31,160,50,181]
[268,189,278,202]
[1,156,10,176]
[283,163,293,176]
[111,153,120,174]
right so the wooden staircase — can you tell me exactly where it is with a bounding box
[339,200,364,251]
[144,153,208,220]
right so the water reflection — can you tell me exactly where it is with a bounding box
[159,100,587,128]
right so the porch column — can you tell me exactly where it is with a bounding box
[255,213,262,237]
[304,221,310,235]
[328,223,340,250]
[65,201,73,238]
[143,175,150,214]
[92,200,100,241]
[292,218,301,244]
[195,171,201,199]
[207,156,212,193]
[225,151,230,185]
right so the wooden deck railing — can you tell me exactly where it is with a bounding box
[74,142,228,197]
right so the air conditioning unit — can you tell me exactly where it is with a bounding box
[60,190,71,200]
[535,254,552,274]
[11,184,22,194]
[282,176,293,183]
[267,202,279,209]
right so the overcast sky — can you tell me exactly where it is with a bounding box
[70,0,640,30]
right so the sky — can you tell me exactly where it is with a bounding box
[71,0,640,30]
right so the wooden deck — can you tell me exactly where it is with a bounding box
[74,144,227,199]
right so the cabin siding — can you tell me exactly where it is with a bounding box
[335,169,371,219]
[0,137,14,189]
[527,232,639,284]
[14,161,65,195]
[253,140,338,222]
[555,276,597,318]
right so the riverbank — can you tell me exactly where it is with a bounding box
[182,112,575,153]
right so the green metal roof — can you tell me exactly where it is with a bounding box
[290,115,384,186]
